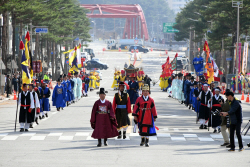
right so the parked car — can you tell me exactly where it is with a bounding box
[129,45,149,53]
[86,60,108,70]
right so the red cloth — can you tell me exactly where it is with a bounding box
[112,93,131,114]
[90,99,119,139]
[36,108,40,114]
[133,96,157,127]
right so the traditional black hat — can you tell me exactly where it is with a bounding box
[119,82,125,86]
[63,74,67,77]
[191,76,195,80]
[60,75,62,78]
[57,78,61,82]
[187,73,191,77]
[97,88,108,95]
[23,83,27,87]
[194,81,197,85]
[178,73,183,77]
[74,72,78,75]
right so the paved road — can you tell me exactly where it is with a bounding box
[0,42,249,167]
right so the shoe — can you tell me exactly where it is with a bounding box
[192,107,194,110]
[67,102,69,107]
[213,129,217,133]
[228,148,235,152]
[61,107,64,110]
[29,124,33,128]
[181,101,183,104]
[104,139,108,146]
[218,128,221,133]
[57,108,60,111]
[42,115,45,119]
[117,131,122,139]
[39,116,42,120]
[247,143,250,147]
[35,117,39,125]
[204,125,207,129]
[123,131,126,139]
[25,129,29,132]
[145,138,149,147]
[189,105,191,110]
[199,125,204,129]
[239,147,244,152]
[140,137,145,146]
[221,143,230,146]
[45,113,48,117]
[226,145,231,148]
[97,139,102,147]
[20,128,24,132]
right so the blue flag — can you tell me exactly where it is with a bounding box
[193,57,204,76]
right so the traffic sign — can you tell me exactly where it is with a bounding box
[35,28,48,33]
[226,58,232,61]
[163,23,179,33]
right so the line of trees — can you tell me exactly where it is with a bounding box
[174,0,250,75]
[0,0,91,79]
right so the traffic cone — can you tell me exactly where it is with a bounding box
[246,93,249,102]
[241,92,245,100]
[13,90,17,100]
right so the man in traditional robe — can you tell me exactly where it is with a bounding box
[72,72,78,101]
[18,84,35,132]
[66,74,72,106]
[127,73,139,106]
[90,88,119,147]
[70,75,75,103]
[40,80,51,118]
[184,73,191,106]
[208,87,223,133]
[176,73,185,103]
[133,84,158,147]
[118,70,126,82]
[188,76,195,109]
[61,74,68,107]
[84,74,89,97]
[197,83,212,129]
[29,84,40,128]
[89,72,96,91]
[52,79,66,111]
[76,73,82,99]
[112,82,131,139]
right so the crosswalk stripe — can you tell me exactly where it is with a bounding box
[171,137,186,141]
[48,133,63,136]
[1,136,19,140]
[198,137,214,141]
[58,136,74,140]
[30,136,46,140]
[75,132,89,136]
[183,134,197,138]
[20,133,36,136]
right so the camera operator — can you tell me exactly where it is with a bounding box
[220,91,244,151]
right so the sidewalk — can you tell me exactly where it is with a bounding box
[0,94,14,103]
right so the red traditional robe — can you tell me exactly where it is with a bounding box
[133,96,158,136]
[90,99,119,139]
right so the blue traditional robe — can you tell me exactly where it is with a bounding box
[70,79,75,101]
[184,80,191,104]
[188,81,195,104]
[41,87,50,112]
[128,81,139,104]
[84,77,89,94]
[66,80,72,102]
[61,80,68,105]
[52,84,66,108]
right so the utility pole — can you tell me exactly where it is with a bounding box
[232,0,243,93]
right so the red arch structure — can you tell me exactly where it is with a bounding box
[80,4,149,41]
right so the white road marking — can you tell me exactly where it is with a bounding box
[210,134,223,139]
[183,134,197,138]
[129,133,140,136]
[75,132,89,136]
[198,137,214,141]
[0,133,8,136]
[58,136,74,140]
[30,136,46,140]
[157,133,171,137]
[20,133,36,136]
[48,133,63,136]
[149,136,158,140]
[171,137,186,141]
[173,128,179,132]
[1,136,19,140]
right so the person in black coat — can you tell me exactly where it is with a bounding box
[221,91,244,151]
[12,75,18,93]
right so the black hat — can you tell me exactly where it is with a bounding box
[187,73,191,77]
[225,91,234,97]
[178,73,183,77]
[57,78,61,82]
[60,75,62,78]
[74,72,78,75]
[224,89,231,95]
[23,83,27,87]
[194,81,197,85]
[97,88,108,95]
[63,74,67,77]
[191,76,195,80]
[119,82,125,86]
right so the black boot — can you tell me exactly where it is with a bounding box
[67,101,69,107]
[29,124,33,128]
[39,116,42,120]
[45,113,48,117]
[181,101,183,104]
[145,138,149,147]
[140,137,145,146]
[104,138,108,146]
[204,125,207,129]
[189,104,191,109]
[117,131,122,139]
[97,139,102,147]
[199,124,204,129]
[35,117,39,125]
[123,131,126,139]
[20,128,24,132]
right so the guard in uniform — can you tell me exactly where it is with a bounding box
[62,74,68,107]
[84,74,90,96]
[29,84,40,128]
[127,73,139,106]
[18,84,35,132]
[118,70,126,82]
[66,73,72,106]
[40,80,51,118]
[209,87,223,133]
[197,83,212,129]
[112,82,131,139]
[89,72,96,91]
[52,79,66,111]
[137,71,144,95]
[133,84,157,147]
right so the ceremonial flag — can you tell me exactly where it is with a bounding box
[210,57,223,81]
[77,44,82,68]
[171,53,178,71]
[69,47,79,72]
[193,57,204,76]
[26,32,33,79]
[20,40,31,84]
[203,41,214,84]
[242,42,249,75]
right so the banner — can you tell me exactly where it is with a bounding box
[238,42,242,72]
[171,53,178,71]
[193,57,204,76]
[242,42,248,75]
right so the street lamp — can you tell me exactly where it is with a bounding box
[91,21,96,41]
[232,0,243,93]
